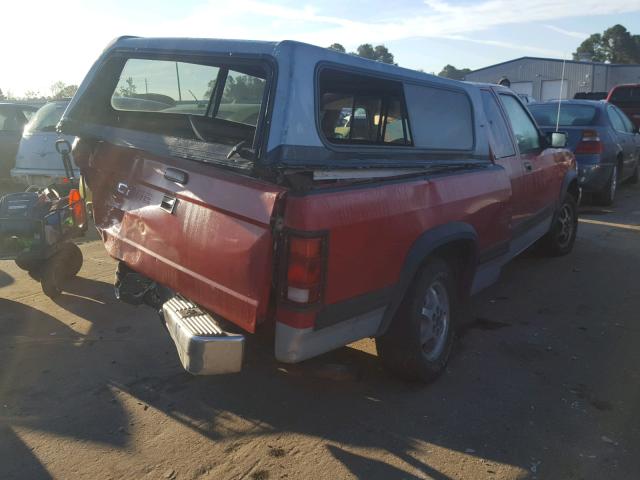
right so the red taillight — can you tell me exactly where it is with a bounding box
[575,130,603,154]
[285,235,325,304]
[68,188,86,227]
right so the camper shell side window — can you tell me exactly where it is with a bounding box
[318,68,413,147]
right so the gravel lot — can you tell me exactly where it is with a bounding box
[1,183,640,480]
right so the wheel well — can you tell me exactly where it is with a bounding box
[567,179,579,203]
[426,240,477,298]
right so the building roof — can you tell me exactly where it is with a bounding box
[469,56,640,74]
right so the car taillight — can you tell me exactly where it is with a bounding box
[68,188,85,227]
[575,130,603,154]
[285,235,326,304]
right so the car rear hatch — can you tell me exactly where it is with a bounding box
[59,42,284,333]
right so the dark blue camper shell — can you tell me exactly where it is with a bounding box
[59,36,492,171]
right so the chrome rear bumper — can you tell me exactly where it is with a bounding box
[162,296,244,375]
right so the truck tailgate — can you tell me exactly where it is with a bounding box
[87,142,285,333]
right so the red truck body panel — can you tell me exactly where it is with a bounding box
[86,142,285,333]
[284,170,510,304]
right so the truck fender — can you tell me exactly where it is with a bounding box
[559,168,579,205]
[376,222,479,336]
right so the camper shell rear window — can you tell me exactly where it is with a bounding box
[111,58,266,127]
[68,54,273,168]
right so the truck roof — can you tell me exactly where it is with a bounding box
[108,36,466,91]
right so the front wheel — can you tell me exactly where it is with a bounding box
[540,194,578,257]
[376,258,457,383]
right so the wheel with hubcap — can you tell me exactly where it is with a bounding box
[595,165,618,206]
[541,193,578,257]
[376,258,457,383]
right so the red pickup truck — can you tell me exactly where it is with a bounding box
[60,37,578,383]
[607,84,640,129]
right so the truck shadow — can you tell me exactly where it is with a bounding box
[0,298,131,480]
[0,269,14,288]
[3,218,640,478]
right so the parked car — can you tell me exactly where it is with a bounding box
[0,103,38,178]
[11,99,78,187]
[607,84,640,128]
[60,37,578,383]
[529,100,640,205]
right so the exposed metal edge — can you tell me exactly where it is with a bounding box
[274,307,384,363]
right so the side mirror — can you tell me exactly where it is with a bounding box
[549,131,568,148]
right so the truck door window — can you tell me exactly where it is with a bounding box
[499,94,540,153]
[481,91,515,158]
[319,68,411,146]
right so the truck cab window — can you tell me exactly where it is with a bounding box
[481,90,515,158]
[499,94,540,153]
[319,69,411,146]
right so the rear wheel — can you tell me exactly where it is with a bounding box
[376,258,457,383]
[541,193,578,257]
[595,164,618,206]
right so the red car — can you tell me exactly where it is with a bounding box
[607,84,640,129]
[60,37,578,383]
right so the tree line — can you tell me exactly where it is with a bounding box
[0,81,78,102]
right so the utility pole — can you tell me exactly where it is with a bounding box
[175,63,182,101]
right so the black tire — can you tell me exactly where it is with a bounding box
[60,242,83,278]
[40,258,63,298]
[375,258,457,383]
[39,243,82,298]
[15,255,43,273]
[594,164,618,206]
[541,193,578,257]
[28,268,42,281]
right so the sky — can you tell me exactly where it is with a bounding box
[2,0,640,97]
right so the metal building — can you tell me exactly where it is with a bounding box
[465,57,640,101]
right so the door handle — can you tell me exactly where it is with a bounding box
[160,195,177,214]
[164,167,188,184]
[524,161,533,172]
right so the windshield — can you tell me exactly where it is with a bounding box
[529,103,597,127]
[610,86,640,104]
[25,101,69,133]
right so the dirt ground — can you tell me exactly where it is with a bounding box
[1,183,640,480]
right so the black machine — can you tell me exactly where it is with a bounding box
[0,139,87,297]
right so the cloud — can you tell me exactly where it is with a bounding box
[543,25,589,39]
[2,0,639,95]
